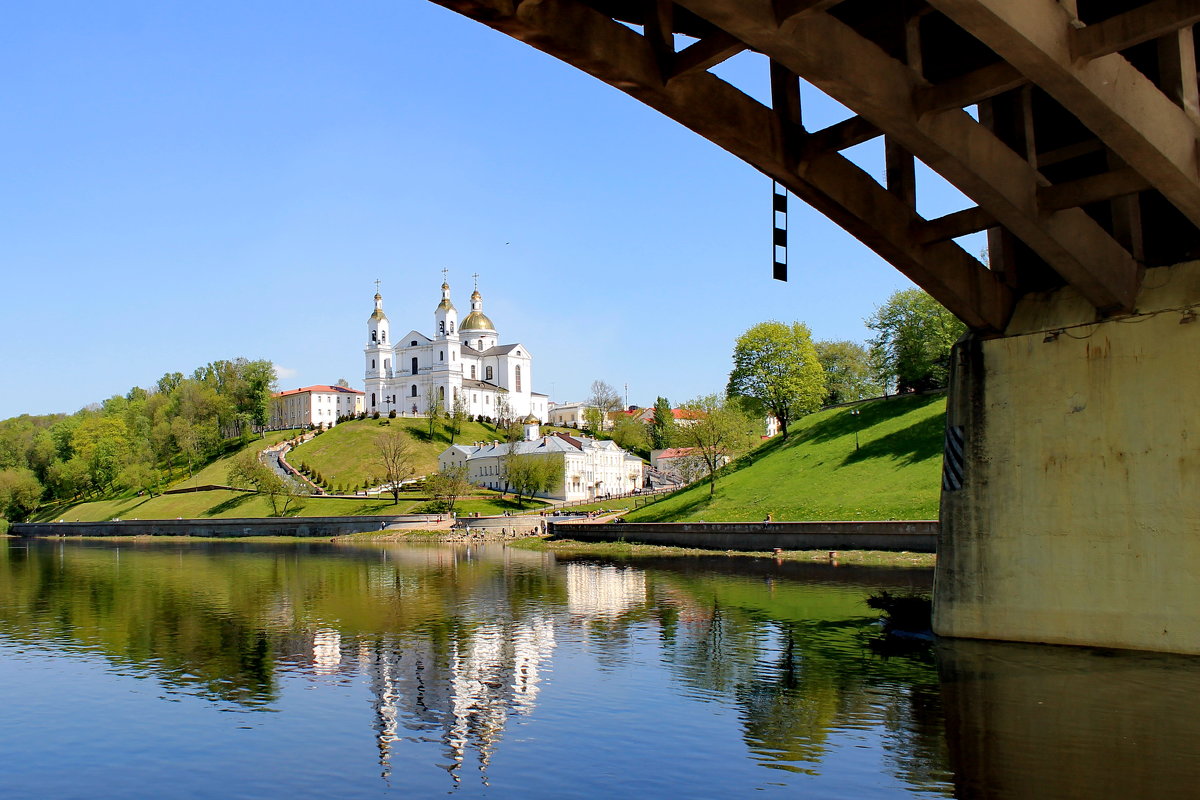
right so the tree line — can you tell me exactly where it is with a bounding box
[0,358,276,522]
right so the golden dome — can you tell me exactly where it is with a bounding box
[460,310,495,331]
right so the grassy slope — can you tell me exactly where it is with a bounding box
[34,424,548,521]
[283,417,509,489]
[624,393,945,523]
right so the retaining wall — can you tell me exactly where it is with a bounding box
[547,520,938,552]
[13,515,445,539]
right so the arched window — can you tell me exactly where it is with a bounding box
[485,366,494,382]
[439,351,444,361]
[477,339,483,350]
[410,385,417,397]
[371,331,377,342]
[449,321,454,332]
[381,331,386,342]
[371,359,376,369]
[410,340,417,346]
[515,365,522,392]
[470,365,476,379]
[411,357,418,374]
[438,386,445,399]
[371,393,376,407]
[384,358,390,371]
[439,321,445,335]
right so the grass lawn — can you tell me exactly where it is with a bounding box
[624,393,945,523]
[282,417,510,490]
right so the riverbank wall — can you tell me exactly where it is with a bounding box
[12,515,445,538]
[547,520,938,552]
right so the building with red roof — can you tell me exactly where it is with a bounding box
[270,384,365,429]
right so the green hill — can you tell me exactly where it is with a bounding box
[626,393,945,522]
[283,416,510,490]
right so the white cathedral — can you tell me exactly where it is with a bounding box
[364,279,549,422]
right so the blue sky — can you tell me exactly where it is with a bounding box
[1,2,978,419]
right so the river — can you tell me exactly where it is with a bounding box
[0,539,1196,798]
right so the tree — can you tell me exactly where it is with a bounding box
[0,467,42,521]
[375,429,416,504]
[866,289,965,392]
[672,395,757,497]
[611,414,650,455]
[814,340,883,405]
[588,380,622,431]
[651,396,676,450]
[727,321,826,439]
[424,384,444,438]
[227,450,303,516]
[426,465,473,514]
[504,454,562,507]
[446,393,469,445]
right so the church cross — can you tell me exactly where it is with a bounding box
[374,278,381,294]
[441,267,449,283]
[472,272,480,290]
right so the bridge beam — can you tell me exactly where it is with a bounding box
[676,0,1142,313]
[929,0,1200,232]
[433,0,1014,329]
[937,258,1200,654]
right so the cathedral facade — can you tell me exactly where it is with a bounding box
[364,280,549,422]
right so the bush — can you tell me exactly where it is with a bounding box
[0,518,9,536]
[372,411,380,420]
[388,409,397,418]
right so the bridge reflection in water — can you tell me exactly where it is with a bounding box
[0,540,1198,797]
[939,639,1200,799]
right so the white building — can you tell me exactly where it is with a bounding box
[365,279,549,422]
[440,424,644,502]
[270,384,365,429]
[547,402,591,428]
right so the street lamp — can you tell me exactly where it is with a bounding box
[850,408,861,451]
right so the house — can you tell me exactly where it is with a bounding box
[270,385,364,429]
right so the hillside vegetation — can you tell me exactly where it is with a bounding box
[283,416,511,490]
[625,393,945,522]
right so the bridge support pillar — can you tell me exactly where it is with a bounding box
[936,260,1200,654]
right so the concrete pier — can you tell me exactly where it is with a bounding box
[937,261,1200,654]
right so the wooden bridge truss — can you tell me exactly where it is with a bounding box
[430,0,1200,332]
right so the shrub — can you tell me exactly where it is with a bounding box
[388,409,397,418]
[373,411,380,420]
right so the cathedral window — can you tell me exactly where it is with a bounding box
[470,365,476,379]
[411,357,418,374]
[411,340,417,346]
[439,351,444,361]
[371,393,376,407]
[438,386,445,399]
[381,331,386,342]
[372,359,376,369]
[439,321,445,335]
[371,331,377,342]
[411,385,417,397]
[449,321,454,332]
[485,366,494,382]
[384,358,390,371]
[515,366,521,392]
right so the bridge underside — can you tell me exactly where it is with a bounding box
[433,0,1200,652]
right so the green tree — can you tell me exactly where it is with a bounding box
[0,467,43,521]
[651,396,676,450]
[376,428,416,504]
[672,395,757,497]
[426,465,473,514]
[588,380,623,431]
[446,394,469,445]
[424,385,444,438]
[227,450,304,516]
[727,321,826,439]
[504,453,562,507]
[814,340,883,405]
[611,414,650,456]
[866,289,965,392]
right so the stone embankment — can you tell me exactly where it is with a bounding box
[547,520,938,552]
[13,515,445,538]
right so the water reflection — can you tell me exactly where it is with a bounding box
[1,540,1197,798]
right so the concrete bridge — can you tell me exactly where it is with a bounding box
[431,0,1200,654]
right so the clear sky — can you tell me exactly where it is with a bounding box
[1,1,979,420]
